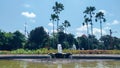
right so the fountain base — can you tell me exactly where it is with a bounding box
[49,53,72,58]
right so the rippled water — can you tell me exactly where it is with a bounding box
[0,59,120,68]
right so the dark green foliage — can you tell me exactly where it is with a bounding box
[62,20,71,33]
[53,2,64,14]
[11,31,26,50]
[58,31,65,44]
[66,34,75,48]
[100,35,111,50]
[79,35,88,50]
[57,32,74,49]
[0,27,120,50]
[58,25,64,32]
[0,30,26,50]
[100,35,120,50]
[88,35,99,49]
[25,26,49,50]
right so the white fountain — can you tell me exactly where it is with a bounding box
[72,44,76,50]
[57,44,62,53]
[49,44,72,58]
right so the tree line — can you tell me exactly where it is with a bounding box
[0,2,120,50]
[0,26,120,50]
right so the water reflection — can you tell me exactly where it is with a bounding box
[58,64,62,68]
[75,63,79,68]
[0,60,120,68]
[20,61,28,68]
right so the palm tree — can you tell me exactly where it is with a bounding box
[62,20,71,43]
[83,6,96,35]
[95,11,106,37]
[58,25,64,32]
[62,20,71,33]
[52,2,64,32]
[50,14,58,47]
[50,14,58,35]
[82,18,90,36]
[83,18,91,49]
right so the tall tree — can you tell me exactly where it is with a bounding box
[52,2,64,32]
[50,14,58,48]
[100,35,111,50]
[83,6,96,35]
[82,18,90,49]
[95,11,106,37]
[27,26,48,49]
[79,35,88,50]
[0,30,26,50]
[50,14,59,34]
[0,30,4,46]
[52,2,64,44]
[66,33,75,48]
[82,18,90,36]
[12,31,26,50]
[62,20,71,43]
[62,20,71,33]
[58,25,64,32]
[88,35,99,49]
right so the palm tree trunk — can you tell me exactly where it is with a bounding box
[90,13,93,36]
[90,13,93,50]
[100,20,102,37]
[57,19,59,32]
[91,23,93,35]
[86,23,89,50]
[64,27,66,43]
[57,17,59,44]
[53,20,55,47]
[86,23,89,36]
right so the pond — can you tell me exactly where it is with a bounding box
[0,59,120,68]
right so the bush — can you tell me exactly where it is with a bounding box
[0,49,120,54]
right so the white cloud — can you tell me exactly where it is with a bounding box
[44,28,49,33]
[21,11,36,18]
[48,22,53,27]
[76,25,86,31]
[50,29,57,33]
[106,20,120,26]
[99,9,114,17]
[104,26,111,30]
[93,28,107,35]
[23,4,31,8]
[93,28,100,34]
[76,25,90,37]
[76,32,85,37]
[76,25,90,32]
[75,24,108,38]
[112,20,120,25]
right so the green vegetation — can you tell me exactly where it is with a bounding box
[0,49,120,54]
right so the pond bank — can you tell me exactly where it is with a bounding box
[0,54,120,59]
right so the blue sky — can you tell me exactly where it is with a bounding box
[0,0,120,38]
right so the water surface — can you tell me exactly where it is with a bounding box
[0,59,120,68]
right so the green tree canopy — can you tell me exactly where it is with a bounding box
[26,26,49,49]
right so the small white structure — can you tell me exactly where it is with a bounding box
[57,44,62,53]
[72,44,76,50]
